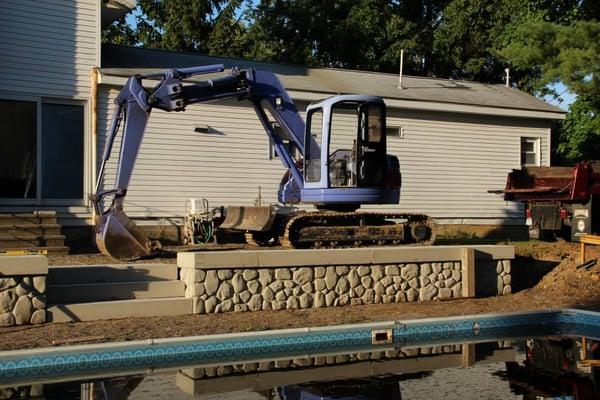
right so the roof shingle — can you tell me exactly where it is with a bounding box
[101,44,565,117]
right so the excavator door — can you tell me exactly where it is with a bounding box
[356,102,386,187]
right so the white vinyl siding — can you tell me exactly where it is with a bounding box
[97,87,289,218]
[0,0,99,99]
[375,110,550,223]
[98,86,550,224]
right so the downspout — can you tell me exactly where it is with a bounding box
[91,67,99,221]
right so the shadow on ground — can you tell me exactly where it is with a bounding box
[511,255,561,293]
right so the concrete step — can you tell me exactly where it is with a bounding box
[0,212,57,225]
[0,246,69,255]
[47,280,185,303]
[48,263,179,285]
[48,297,193,322]
[0,224,62,236]
[0,235,65,248]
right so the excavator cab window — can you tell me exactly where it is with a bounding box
[327,101,386,188]
[304,108,323,183]
[357,103,386,187]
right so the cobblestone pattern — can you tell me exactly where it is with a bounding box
[476,260,512,297]
[180,344,465,379]
[0,385,41,399]
[180,260,511,315]
[0,275,46,327]
[181,341,517,379]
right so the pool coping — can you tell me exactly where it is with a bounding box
[1,308,599,385]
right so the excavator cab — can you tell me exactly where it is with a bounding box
[302,95,396,207]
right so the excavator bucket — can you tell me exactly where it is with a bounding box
[220,206,275,232]
[95,208,159,260]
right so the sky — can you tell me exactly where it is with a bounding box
[545,82,576,111]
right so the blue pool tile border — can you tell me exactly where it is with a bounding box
[1,308,600,384]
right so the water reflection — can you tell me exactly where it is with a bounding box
[3,338,600,399]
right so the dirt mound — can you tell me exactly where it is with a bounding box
[514,241,600,308]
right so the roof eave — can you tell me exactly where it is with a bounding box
[98,72,566,121]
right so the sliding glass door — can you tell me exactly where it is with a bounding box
[0,97,86,205]
[0,99,37,201]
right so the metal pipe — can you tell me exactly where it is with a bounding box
[90,67,99,218]
[398,49,404,90]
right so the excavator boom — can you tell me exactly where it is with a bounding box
[91,65,308,259]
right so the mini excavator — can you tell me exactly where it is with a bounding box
[91,65,434,260]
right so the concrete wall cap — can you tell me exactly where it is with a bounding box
[177,245,514,269]
[0,255,48,276]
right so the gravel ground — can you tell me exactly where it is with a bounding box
[2,240,599,352]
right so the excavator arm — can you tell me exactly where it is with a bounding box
[91,65,309,260]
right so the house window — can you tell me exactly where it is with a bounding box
[0,98,85,202]
[387,126,404,138]
[269,139,298,161]
[521,137,540,166]
[268,122,299,161]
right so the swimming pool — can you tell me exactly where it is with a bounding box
[1,308,600,388]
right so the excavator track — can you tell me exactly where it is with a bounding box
[278,211,436,249]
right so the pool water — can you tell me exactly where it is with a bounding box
[1,336,597,399]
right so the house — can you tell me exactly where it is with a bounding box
[0,1,566,247]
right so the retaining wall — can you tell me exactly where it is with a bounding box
[176,341,515,395]
[0,255,47,327]
[178,246,514,315]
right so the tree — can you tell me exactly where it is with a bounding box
[102,16,138,46]
[102,0,250,55]
[500,20,600,163]
[432,0,517,82]
[431,0,595,85]
[556,95,600,162]
[205,0,251,57]
[246,0,450,74]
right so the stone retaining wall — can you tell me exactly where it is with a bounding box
[0,255,48,327]
[180,345,466,379]
[178,246,513,315]
[178,340,514,380]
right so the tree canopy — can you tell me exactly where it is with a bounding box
[103,0,600,164]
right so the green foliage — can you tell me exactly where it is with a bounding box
[102,0,250,55]
[432,0,519,82]
[501,20,600,162]
[102,16,138,46]
[205,0,250,57]
[246,0,450,74]
[500,20,600,97]
[556,95,600,163]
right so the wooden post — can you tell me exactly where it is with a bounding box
[461,247,475,298]
[462,343,476,367]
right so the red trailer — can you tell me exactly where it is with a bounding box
[492,161,600,241]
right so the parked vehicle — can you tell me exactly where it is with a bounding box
[492,161,600,241]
